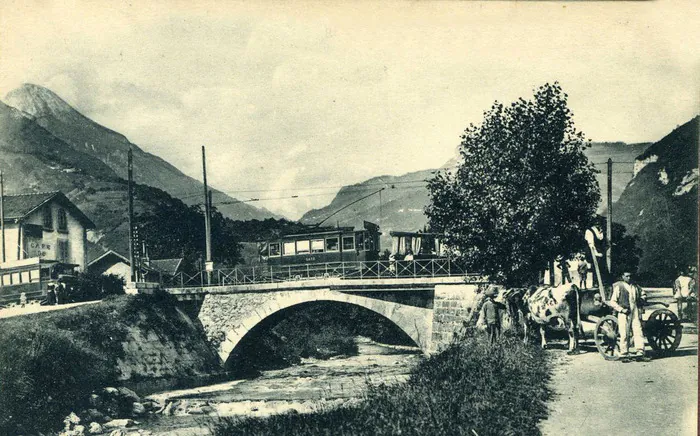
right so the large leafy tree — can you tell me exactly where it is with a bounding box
[136,202,242,270]
[426,83,600,286]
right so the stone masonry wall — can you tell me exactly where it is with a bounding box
[430,282,489,352]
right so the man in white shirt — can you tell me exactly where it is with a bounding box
[609,271,649,362]
[674,268,696,321]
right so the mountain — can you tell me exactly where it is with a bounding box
[4,84,277,221]
[0,98,191,259]
[586,141,652,214]
[614,117,698,284]
[299,142,649,250]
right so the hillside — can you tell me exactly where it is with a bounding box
[300,142,648,250]
[0,98,199,260]
[4,84,277,221]
[614,117,698,283]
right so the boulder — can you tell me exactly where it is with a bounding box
[109,430,126,436]
[88,422,103,434]
[116,387,140,403]
[80,408,107,423]
[103,419,135,429]
[131,402,146,416]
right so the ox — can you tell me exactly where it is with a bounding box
[516,283,582,353]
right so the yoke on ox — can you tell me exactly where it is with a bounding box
[522,283,581,353]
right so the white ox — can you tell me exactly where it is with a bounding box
[518,283,581,353]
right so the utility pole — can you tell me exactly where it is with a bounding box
[606,158,613,274]
[202,146,212,284]
[128,147,135,283]
[0,171,5,264]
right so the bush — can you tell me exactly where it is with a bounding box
[213,330,551,436]
[62,272,125,303]
[0,323,115,434]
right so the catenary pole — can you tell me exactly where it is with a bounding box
[128,147,135,283]
[606,158,613,274]
[202,146,212,284]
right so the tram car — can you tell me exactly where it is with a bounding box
[259,221,381,266]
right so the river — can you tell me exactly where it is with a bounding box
[139,338,423,435]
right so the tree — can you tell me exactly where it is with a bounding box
[136,201,242,270]
[426,83,600,286]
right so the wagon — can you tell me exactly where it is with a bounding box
[582,289,683,360]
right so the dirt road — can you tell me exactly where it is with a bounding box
[540,331,698,436]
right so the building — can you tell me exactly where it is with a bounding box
[87,250,184,283]
[0,191,95,304]
[87,250,131,281]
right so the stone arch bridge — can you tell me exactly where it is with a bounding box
[164,276,488,364]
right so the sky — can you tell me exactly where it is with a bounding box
[0,0,698,219]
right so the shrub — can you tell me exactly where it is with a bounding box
[62,272,125,303]
[213,330,551,436]
[0,323,115,434]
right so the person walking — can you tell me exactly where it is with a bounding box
[609,272,650,362]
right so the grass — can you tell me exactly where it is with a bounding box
[0,292,218,435]
[213,329,552,436]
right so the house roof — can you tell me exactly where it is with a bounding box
[148,258,183,276]
[88,249,130,267]
[2,191,95,229]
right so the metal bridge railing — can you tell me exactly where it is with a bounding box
[161,258,475,288]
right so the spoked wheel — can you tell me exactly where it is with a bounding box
[594,315,621,361]
[645,309,683,357]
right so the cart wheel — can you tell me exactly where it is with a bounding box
[594,315,620,361]
[645,309,683,357]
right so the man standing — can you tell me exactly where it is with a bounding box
[577,255,590,289]
[673,268,696,321]
[609,271,649,362]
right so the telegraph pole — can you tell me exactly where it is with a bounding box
[202,146,212,284]
[606,158,613,274]
[128,147,135,283]
[0,171,5,264]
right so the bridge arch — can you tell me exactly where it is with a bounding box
[199,288,434,364]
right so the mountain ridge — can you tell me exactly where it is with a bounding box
[4,83,278,221]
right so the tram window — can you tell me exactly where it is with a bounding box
[356,233,365,250]
[269,243,281,257]
[311,239,324,253]
[283,241,296,256]
[296,240,310,254]
[326,237,339,252]
[342,236,355,250]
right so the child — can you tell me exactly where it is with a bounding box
[482,286,504,344]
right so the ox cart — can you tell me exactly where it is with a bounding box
[574,284,683,360]
[585,291,683,360]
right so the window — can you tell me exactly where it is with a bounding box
[342,236,355,250]
[311,239,325,253]
[58,240,70,262]
[43,207,53,230]
[57,208,68,232]
[296,240,310,254]
[269,242,281,257]
[283,241,296,256]
[326,237,339,252]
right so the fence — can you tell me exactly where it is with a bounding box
[161,258,476,288]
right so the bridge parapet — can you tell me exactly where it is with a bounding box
[161,259,478,288]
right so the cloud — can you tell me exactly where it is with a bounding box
[0,0,698,219]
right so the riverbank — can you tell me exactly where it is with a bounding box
[212,331,551,436]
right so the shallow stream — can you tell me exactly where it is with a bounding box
[139,338,422,435]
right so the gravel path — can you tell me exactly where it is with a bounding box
[540,332,698,436]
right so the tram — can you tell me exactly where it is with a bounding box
[259,221,382,266]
